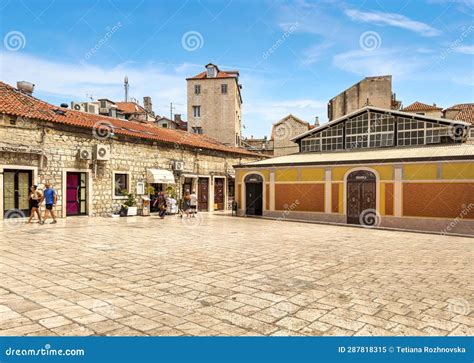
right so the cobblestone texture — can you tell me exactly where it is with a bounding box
[0,214,472,336]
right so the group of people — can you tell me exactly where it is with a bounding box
[26,182,58,224]
[152,190,197,219]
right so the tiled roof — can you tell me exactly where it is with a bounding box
[115,102,147,114]
[0,81,259,156]
[237,143,474,168]
[402,101,442,112]
[186,70,239,80]
[444,103,474,124]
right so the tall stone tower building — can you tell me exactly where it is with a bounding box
[186,63,242,146]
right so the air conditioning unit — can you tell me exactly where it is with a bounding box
[71,102,86,112]
[99,107,109,114]
[93,144,110,161]
[173,160,184,171]
[86,103,99,114]
[78,148,92,160]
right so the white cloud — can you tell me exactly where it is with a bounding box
[333,48,428,78]
[243,99,326,133]
[454,45,474,54]
[0,52,192,117]
[301,42,334,65]
[345,9,441,37]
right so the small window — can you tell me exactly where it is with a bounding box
[207,66,216,77]
[221,84,227,94]
[194,85,201,95]
[193,106,201,118]
[114,173,129,196]
[100,100,107,108]
[162,123,168,128]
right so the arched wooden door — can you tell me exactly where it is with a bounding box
[245,174,263,216]
[346,170,376,225]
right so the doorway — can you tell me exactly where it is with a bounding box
[3,169,32,218]
[198,178,209,211]
[66,172,87,216]
[245,174,263,216]
[214,178,225,211]
[346,170,376,225]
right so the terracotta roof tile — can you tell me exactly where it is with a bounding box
[115,102,147,114]
[444,103,474,124]
[0,81,259,156]
[186,70,239,80]
[402,101,442,112]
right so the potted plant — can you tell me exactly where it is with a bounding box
[120,191,138,216]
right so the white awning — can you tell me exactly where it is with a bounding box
[146,169,175,184]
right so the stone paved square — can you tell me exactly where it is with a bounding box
[0,214,472,336]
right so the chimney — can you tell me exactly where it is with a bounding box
[143,96,153,114]
[17,81,34,95]
[314,116,320,126]
[174,114,182,122]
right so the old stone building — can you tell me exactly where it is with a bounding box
[327,75,401,121]
[271,115,314,156]
[0,81,261,220]
[186,63,242,146]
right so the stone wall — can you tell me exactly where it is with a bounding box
[0,114,258,218]
[328,76,392,120]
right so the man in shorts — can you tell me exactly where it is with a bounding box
[189,190,197,217]
[41,182,57,224]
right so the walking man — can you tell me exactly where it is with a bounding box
[41,182,57,224]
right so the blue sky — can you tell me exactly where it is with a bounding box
[1,0,473,138]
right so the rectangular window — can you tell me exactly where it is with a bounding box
[194,85,201,95]
[162,123,168,128]
[192,106,201,118]
[221,84,228,94]
[114,173,129,197]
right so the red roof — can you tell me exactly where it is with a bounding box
[186,70,239,80]
[0,81,258,156]
[402,101,442,112]
[115,102,147,114]
[444,103,474,124]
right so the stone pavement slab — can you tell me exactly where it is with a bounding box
[0,214,472,336]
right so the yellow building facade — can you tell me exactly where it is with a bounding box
[235,107,474,235]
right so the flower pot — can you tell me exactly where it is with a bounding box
[127,206,138,216]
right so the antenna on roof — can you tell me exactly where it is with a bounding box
[124,75,129,102]
[86,93,94,101]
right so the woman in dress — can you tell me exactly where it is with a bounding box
[158,191,167,219]
[27,185,43,224]
[183,191,191,218]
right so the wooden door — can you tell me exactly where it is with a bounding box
[66,172,87,216]
[3,169,32,218]
[214,178,224,210]
[198,178,209,211]
[245,182,263,216]
[346,170,376,224]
